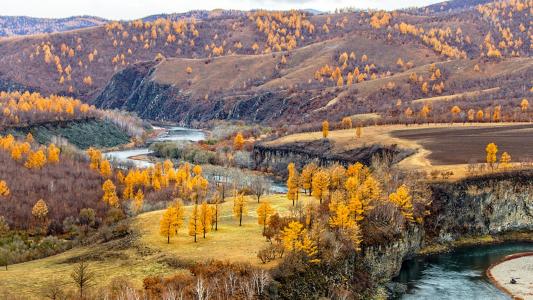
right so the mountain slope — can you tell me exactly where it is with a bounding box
[0,16,107,36]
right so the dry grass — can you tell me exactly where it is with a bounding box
[0,193,313,298]
[135,193,316,265]
[411,87,500,104]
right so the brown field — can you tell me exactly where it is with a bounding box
[266,123,533,177]
[391,123,533,165]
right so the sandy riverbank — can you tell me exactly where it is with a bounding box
[488,252,533,300]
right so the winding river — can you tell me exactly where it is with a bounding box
[395,242,533,299]
[105,126,205,167]
[104,126,288,192]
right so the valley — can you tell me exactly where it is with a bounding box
[0,0,531,299]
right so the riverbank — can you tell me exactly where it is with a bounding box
[418,232,533,256]
[487,252,533,300]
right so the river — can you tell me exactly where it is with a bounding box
[104,126,288,192]
[394,242,533,299]
[104,126,206,168]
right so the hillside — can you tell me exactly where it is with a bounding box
[0,1,528,128]
[0,16,107,37]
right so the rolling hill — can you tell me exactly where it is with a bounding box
[0,0,530,128]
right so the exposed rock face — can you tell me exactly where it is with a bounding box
[0,75,34,93]
[363,171,533,283]
[427,171,533,242]
[363,226,424,282]
[93,61,294,124]
[253,140,414,171]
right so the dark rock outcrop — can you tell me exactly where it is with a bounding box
[93,61,295,124]
[253,140,415,172]
[426,171,533,242]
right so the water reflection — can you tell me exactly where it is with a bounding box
[395,243,533,299]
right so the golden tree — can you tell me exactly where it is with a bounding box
[520,99,529,112]
[356,125,362,138]
[257,201,275,235]
[300,162,317,195]
[102,179,119,207]
[133,189,144,213]
[186,66,192,74]
[476,110,484,122]
[99,159,112,178]
[329,202,362,250]
[312,170,329,203]
[500,152,511,170]
[322,120,329,138]
[486,142,498,170]
[188,204,203,242]
[171,199,185,234]
[389,185,414,223]
[233,193,248,226]
[287,162,299,206]
[341,117,352,129]
[160,206,176,243]
[32,199,49,225]
[25,149,47,169]
[281,221,319,262]
[47,143,60,163]
[199,202,213,238]
[451,105,461,123]
[234,132,244,151]
[0,180,9,197]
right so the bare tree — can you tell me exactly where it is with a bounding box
[41,278,66,300]
[71,261,95,299]
[249,176,271,203]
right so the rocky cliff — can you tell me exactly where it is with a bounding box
[426,171,533,242]
[363,170,533,286]
[93,60,296,124]
[253,139,414,173]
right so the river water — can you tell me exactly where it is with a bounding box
[104,126,287,192]
[395,242,533,299]
[104,126,206,168]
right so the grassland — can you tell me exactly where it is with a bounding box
[0,193,312,298]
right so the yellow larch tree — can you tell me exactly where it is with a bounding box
[199,202,213,238]
[0,180,9,197]
[520,99,528,112]
[133,189,144,213]
[188,204,203,242]
[300,162,317,195]
[24,149,47,169]
[287,162,299,206]
[99,159,112,178]
[234,132,244,151]
[486,142,498,170]
[47,144,60,163]
[389,185,414,223]
[160,206,176,244]
[233,193,248,226]
[257,201,275,235]
[329,202,362,250]
[500,152,511,170]
[312,170,330,203]
[102,179,119,208]
[171,199,185,234]
[341,117,352,129]
[281,221,319,262]
[322,120,329,138]
[32,199,49,230]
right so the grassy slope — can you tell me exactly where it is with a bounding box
[4,119,130,149]
[0,194,313,298]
